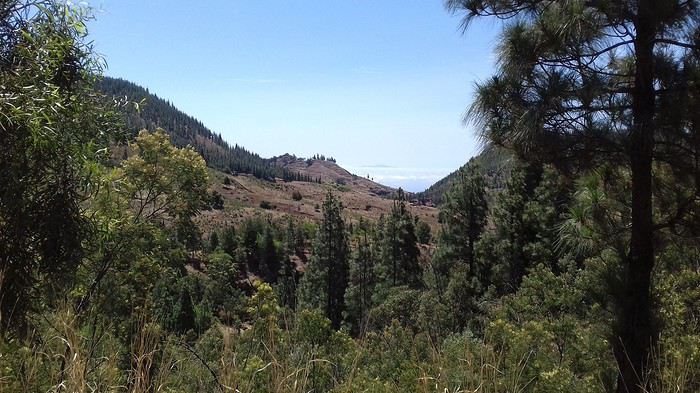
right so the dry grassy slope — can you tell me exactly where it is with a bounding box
[270,154,394,197]
[195,168,440,235]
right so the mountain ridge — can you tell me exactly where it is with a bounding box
[417,146,513,204]
[269,153,394,197]
[98,77,314,182]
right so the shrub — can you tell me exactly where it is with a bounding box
[259,200,273,209]
[210,190,224,210]
[291,190,303,201]
[416,220,431,244]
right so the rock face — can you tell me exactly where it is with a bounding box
[269,154,395,196]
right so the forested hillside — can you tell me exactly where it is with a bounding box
[1,2,699,393]
[98,77,313,182]
[418,146,512,203]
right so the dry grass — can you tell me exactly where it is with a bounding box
[196,170,440,238]
[1,313,697,392]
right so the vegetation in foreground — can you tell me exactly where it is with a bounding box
[1,1,699,392]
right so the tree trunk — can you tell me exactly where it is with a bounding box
[615,2,656,392]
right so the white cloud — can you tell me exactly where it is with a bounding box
[345,165,452,192]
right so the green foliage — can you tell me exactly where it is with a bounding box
[444,262,484,333]
[120,129,209,248]
[368,286,421,331]
[344,224,377,334]
[487,263,616,392]
[3,2,700,392]
[247,281,280,334]
[298,192,349,329]
[447,1,700,389]
[209,231,219,251]
[428,164,489,333]
[439,164,488,267]
[220,226,237,256]
[376,189,421,290]
[415,219,432,244]
[209,190,225,210]
[294,309,333,347]
[240,217,265,273]
[418,146,512,203]
[477,164,570,296]
[0,0,118,333]
[258,227,280,282]
[205,250,244,325]
[276,257,299,309]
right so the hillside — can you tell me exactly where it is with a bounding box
[270,154,394,197]
[99,78,438,231]
[97,77,311,182]
[196,169,440,236]
[418,146,513,204]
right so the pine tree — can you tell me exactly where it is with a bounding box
[476,164,569,295]
[221,226,237,257]
[276,257,298,309]
[259,227,279,282]
[426,165,489,333]
[275,217,299,310]
[447,1,700,388]
[377,189,421,289]
[344,220,376,335]
[209,231,220,252]
[175,286,196,334]
[298,192,349,329]
[241,218,263,274]
[477,165,538,295]
[439,164,488,271]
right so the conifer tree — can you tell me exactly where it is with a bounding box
[448,1,700,388]
[259,227,279,282]
[439,164,488,271]
[240,218,263,274]
[276,258,299,309]
[221,226,237,257]
[424,165,488,332]
[209,231,220,252]
[298,192,349,329]
[344,219,376,335]
[476,164,569,295]
[175,286,196,334]
[377,189,421,289]
[476,165,540,295]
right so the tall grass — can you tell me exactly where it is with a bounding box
[1,316,697,392]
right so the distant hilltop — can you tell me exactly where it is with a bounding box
[270,154,393,197]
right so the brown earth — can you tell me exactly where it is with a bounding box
[194,164,440,235]
[270,154,394,197]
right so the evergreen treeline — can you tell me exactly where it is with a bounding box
[418,145,512,204]
[308,153,336,162]
[98,77,315,182]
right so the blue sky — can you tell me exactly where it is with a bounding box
[87,1,499,191]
